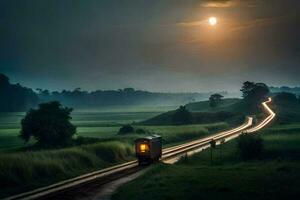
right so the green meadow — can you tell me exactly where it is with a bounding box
[0,110,162,150]
[0,108,230,198]
[113,123,300,200]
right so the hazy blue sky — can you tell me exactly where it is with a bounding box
[1,0,300,92]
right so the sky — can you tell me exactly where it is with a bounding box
[1,0,300,92]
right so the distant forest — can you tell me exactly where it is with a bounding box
[269,86,300,94]
[0,73,224,112]
[0,74,39,112]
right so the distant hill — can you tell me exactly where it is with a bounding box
[142,98,248,126]
[142,110,244,126]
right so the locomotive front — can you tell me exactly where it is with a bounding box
[135,135,162,165]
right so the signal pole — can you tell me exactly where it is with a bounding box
[220,138,225,162]
[209,139,216,164]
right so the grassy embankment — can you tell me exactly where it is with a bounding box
[112,123,300,200]
[142,98,261,126]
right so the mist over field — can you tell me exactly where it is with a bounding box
[0,73,231,112]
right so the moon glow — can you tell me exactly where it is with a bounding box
[208,17,217,26]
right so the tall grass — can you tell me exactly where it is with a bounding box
[0,141,134,198]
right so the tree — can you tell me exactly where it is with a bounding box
[240,81,269,103]
[172,106,193,125]
[19,101,76,146]
[240,81,256,99]
[209,93,224,108]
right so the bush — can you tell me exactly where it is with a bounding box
[237,133,264,160]
[118,124,134,135]
[19,101,76,146]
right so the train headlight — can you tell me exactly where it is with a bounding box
[140,144,148,153]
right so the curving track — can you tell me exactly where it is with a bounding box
[246,97,276,133]
[4,98,275,200]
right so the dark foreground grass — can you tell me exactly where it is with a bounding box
[0,141,134,198]
[112,123,300,200]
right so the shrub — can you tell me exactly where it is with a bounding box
[237,133,264,160]
[118,124,134,135]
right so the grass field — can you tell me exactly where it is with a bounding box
[112,123,300,200]
[0,108,230,198]
[0,110,163,150]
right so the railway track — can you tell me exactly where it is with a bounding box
[4,98,275,200]
[246,97,276,133]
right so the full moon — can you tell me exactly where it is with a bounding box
[208,17,217,26]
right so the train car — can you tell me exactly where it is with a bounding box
[135,135,162,165]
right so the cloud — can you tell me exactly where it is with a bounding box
[201,0,258,8]
[229,15,290,32]
[176,19,207,27]
[201,0,234,8]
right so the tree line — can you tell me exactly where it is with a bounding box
[0,74,39,112]
[0,73,216,112]
[36,87,211,108]
[269,86,300,94]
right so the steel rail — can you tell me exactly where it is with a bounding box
[161,118,252,160]
[162,117,252,154]
[246,97,276,133]
[161,98,275,160]
[4,161,139,200]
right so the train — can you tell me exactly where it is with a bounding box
[135,135,162,165]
